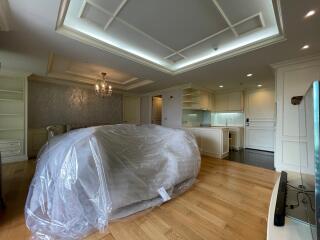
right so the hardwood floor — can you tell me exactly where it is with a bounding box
[0,156,278,240]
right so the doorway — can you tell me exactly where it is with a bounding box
[152,95,162,125]
[244,88,275,152]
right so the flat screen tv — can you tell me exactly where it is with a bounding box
[294,80,320,239]
[313,81,319,239]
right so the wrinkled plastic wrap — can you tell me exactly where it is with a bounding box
[25,124,201,239]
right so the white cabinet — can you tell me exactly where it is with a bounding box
[214,94,228,112]
[214,91,243,112]
[182,88,213,111]
[0,139,22,157]
[201,129,220,155]
[228,92,243,111]
[0,70,28,163]
[188,127,229,158]
[228,127,244,151]
[189,128,202,150]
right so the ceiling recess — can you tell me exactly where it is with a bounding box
[56,0,285,75]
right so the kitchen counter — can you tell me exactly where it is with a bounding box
[185,127,229,158]
[183,125,243,128]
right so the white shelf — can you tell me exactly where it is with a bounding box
[0,89,23,94]
[183,93,200,97]
[0,128,24,131]
[183,100,197,103]
[0,98,23,102]
[0,113,23,116]
[0,71,27,163]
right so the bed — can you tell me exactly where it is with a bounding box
[25,124,201,239]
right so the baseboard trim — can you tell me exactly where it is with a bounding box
[201,151,229,159]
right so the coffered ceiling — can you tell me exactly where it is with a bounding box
[57,0,284,74]
[46,54,153,90]
[1,0,320,93]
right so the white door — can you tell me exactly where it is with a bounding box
[245,88,275,151]
[123,96,140,124]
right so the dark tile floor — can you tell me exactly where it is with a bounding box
[225,148,275,170]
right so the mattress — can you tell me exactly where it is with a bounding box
[25,124,201,239]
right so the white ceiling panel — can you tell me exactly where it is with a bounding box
[82,3,112,28]
[216,0,276,26]
[166,54,185,63]
[117,0,229,50]
[234,15,263,35]
[179,29,235,60]
[107,18,174,60]
[89,0,123,14]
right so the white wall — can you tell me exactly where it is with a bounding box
[123,95,140,124]
[273,55,320,174]
[140,87,183,129]
[140,95,151,124]
[162,89,182,128]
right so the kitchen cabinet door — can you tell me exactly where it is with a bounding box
[214,92,243,112]
[228,92,243,111]
[189,129,202,150]
[214,94,228,112]
[200,129,219,154]
[199,91,210,110]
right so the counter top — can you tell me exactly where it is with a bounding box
[183,126,243,129]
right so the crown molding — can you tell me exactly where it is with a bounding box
[47,52,154,90]
[29,74,127,94]
[45,71,151,91]
[270,53,320,70]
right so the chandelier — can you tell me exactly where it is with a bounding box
[95,72,112,97]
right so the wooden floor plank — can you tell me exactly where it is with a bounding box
[0,156,278,240]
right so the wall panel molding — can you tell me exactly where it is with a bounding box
[274,56,320,174]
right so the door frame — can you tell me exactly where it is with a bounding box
[244,87,276,152]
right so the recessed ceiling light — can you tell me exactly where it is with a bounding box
[246,73,253,77]
[219,85,224,88]
[257,84,263,87]
[305,10,316,18]
[301,45,310,50]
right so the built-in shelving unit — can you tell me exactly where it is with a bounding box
[0,71,28,163]
[182,88,212,111]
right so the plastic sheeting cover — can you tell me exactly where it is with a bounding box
[25,124,201,239]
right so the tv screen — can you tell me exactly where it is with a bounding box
[313,81,319,239]
[295,81,320,239]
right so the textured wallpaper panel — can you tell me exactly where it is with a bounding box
[28,80,123,128]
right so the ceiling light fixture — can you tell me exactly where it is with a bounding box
[305,10,316,18]
[95,72,112,97]
[219,85,224,88]
[257,84,262,87]
[246,73,253,77]
[301,45,310,50]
